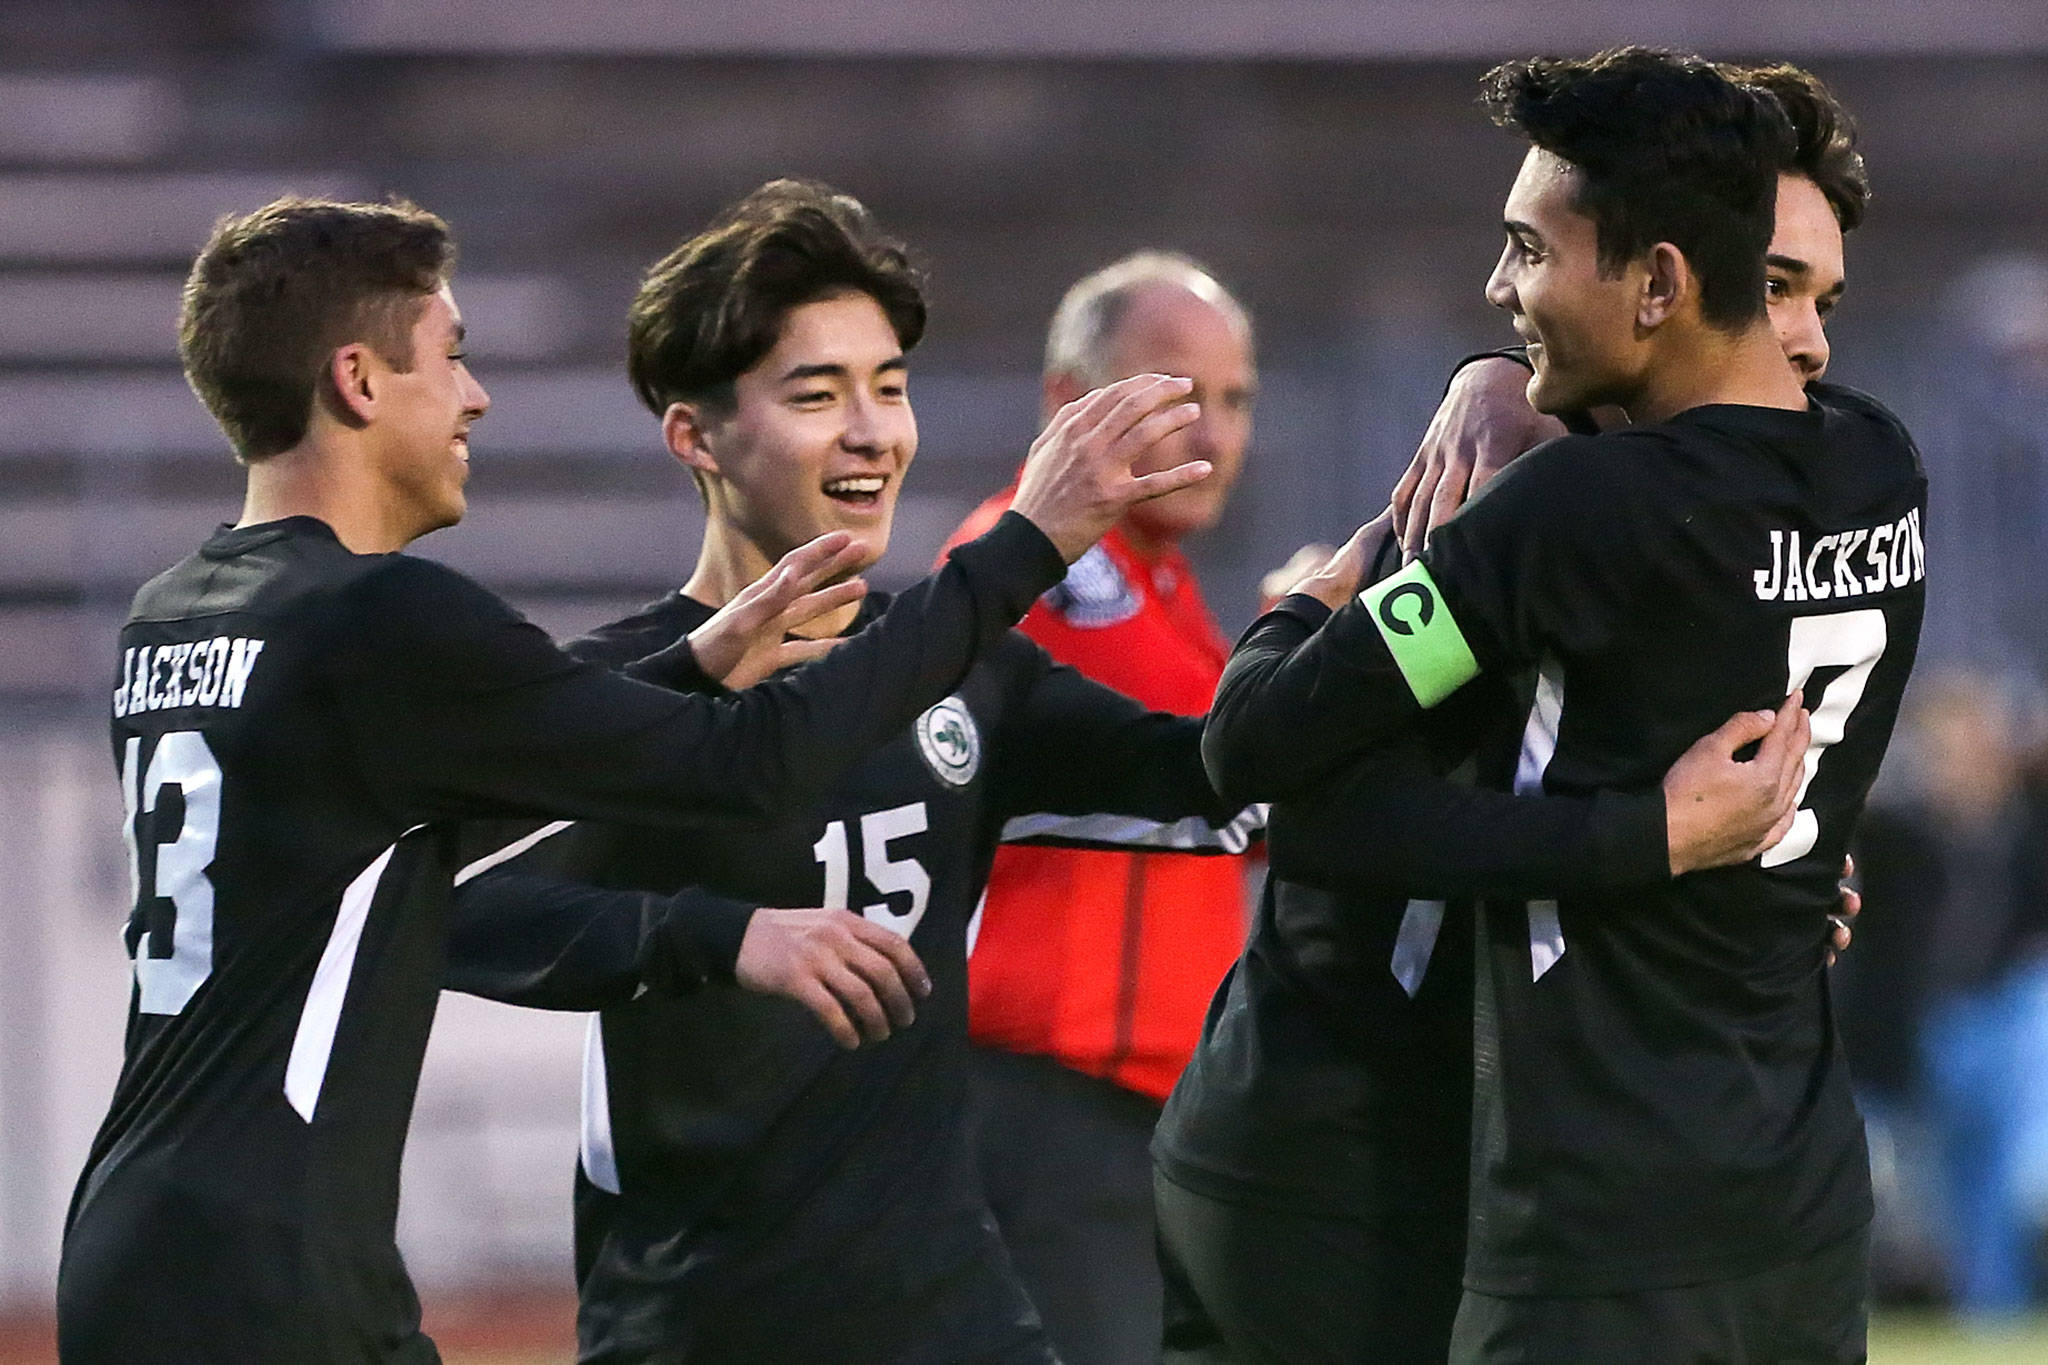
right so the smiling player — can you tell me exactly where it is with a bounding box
[442,180,1257,1365]
[1204,50,1925,1362]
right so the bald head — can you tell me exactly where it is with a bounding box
[1044,251,1251,388]
[1042,252,1256,549]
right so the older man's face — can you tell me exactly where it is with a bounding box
[1098,284,1256,547]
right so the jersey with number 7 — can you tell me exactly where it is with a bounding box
[1207,382,1923,1298]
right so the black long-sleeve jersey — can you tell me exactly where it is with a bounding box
[1204,386,1927,1296]
[1152,533,1669,1357]
[448,588,1249,1365]
[58,511,1064,1365]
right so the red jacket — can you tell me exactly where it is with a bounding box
[942,490,1249,1103]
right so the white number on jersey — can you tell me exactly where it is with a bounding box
[811,801,932,939]
[1761,609,1887,869]
[120,730,222,1015]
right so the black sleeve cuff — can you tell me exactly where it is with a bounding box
[1273,593,1334,630]
[1449,346,1535,387]
[644,888,758,992]
[947,510,1069,614]
[621,639,730,694]
[1587,787,1672,889]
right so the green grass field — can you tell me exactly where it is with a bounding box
[409,1314,2048,1364]
[10,1309,2047,1362]
[1866,1312,2048,1362]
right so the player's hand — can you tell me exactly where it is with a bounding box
[1827,855,1859,966]
[687,532,870,689]
[1391,356,1566,562]
[1259,543,1338,613]
[1288,508,1394,613]
[1011,374,1211,563]
[734,907,933,1049]
[1661,692,1810,876]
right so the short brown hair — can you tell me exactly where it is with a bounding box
[178,197,455,461]
[627,179,925,417]
[1725,64,1870,231]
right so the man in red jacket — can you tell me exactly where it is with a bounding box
[941,251,1256,1365]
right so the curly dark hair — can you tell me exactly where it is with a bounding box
[1725,63,1870,231]
[178,197,454,462]
[1481,47,1794,330]
[627,179,925,417]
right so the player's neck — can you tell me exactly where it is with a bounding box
[684,520,862,639]
[237,437,421,555]
[1624,323,1808,426]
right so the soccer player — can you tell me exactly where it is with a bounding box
[1202,49,1925,1363]
[59,195,1209,1364]
[441,181,1258,1365]
[939,251,1258,1365]
[1154,61,1877,1365]
[1391,61,1868,553]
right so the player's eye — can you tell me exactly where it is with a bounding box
[792,389,833,405]
[1765,278,1787,300]
[448,350,468,362]
[1816,297,1838,320]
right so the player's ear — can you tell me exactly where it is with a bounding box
[323,343,379,427]
[663,401,722,478]
[1638,243,1688,329]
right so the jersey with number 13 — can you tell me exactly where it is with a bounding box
[62,510,1066,1364]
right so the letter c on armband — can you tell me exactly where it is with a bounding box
[1358,562,1479,708]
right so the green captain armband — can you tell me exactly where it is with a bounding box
[1355,560,1480,708]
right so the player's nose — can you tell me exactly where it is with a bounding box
[1785,308,1830,383]
[1484,248,1519,313]
[840,392,888,452]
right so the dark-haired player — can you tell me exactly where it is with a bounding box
[454,182,1819,1363]
[58,195,1208,1364]
[1204,49,1925,1363]
[438,179,1256,1365]
[1391,60,1869,551]
[1151,60,1873,1365]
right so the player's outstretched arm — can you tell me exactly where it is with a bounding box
[1269,694,1809,903]
[982,637,1256,854]
[1390,353,1564,561]
[446,862,752,1012]
[671,372,1213,691]
[1268,732,1668,903]
[448,862,930,1048]
[1203,511,1446,805]
[342,372,1219,836]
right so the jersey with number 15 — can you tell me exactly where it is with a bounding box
[1372,383,1924,1298]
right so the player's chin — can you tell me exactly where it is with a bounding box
[839,525,889,575]
[1525,366,1587,419]
[819,499,894,562]
[424,485,467,532]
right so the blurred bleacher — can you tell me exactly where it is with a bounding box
[3,0,2047,1345]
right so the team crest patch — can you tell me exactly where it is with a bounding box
[1043,544,1140,628]
[915,696,981,786]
